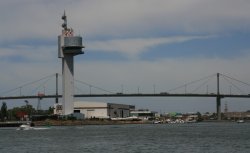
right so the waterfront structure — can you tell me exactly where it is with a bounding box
[224,111,250,120]
[54,103,63,115]
[185,112,198,121]
[73,101,135,119]
[58,12,84,115]
[130,109,157,120]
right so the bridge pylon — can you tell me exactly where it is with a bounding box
[216,73,221,120]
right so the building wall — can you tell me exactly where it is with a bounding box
[225,112,250,119]
[54,103,63,115]
[74,101,135,119]
[130,110,157,120]
[74,101,109,119]
[108,103,134,118]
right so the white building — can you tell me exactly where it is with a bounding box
[54,103,63,115]
[130,109,157,120]
[54,101,135,119]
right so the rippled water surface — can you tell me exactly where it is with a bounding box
[0,122,250,153]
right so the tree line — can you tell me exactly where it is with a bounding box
[0,101,53,122]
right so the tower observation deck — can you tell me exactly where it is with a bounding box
[58,11,84,115]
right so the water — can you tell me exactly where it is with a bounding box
[0,122,249,153]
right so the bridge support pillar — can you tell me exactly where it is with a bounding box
[216,73,221,120]
[216,96,221,120]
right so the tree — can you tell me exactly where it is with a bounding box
[10,105,35,121]
[196,112,203,122]
[21,104,35,117]
[48,106,54,115]
[1,102,8,121]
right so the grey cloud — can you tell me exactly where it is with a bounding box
[87,35,215,58]
[0,0,250,41]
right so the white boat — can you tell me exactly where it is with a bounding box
[17,123,34,130]
[153,120,162,124]
[111,116,140,121]
[167,119,185,124]
[237,119,245,123]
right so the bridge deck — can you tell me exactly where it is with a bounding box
[1,93,250,100]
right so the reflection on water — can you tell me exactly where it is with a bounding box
[0,123,250,153]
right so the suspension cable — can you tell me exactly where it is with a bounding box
[191,78,213,93]
[74,79,114,94]
[57,74,115,94]
[30,78,53,95]
[167,73,216,93]
[0,73,57,96]
[220,73,250,87]
[221,75,245,94]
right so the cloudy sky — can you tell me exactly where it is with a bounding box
[1,0,250,113]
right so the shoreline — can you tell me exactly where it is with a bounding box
[0,119,247,127]
[33,120,150,126]
[33,119,247,126]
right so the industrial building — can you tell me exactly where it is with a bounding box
[54,101,135,119]
[74,101,135,119]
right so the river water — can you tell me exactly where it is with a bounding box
[0,122,249,153]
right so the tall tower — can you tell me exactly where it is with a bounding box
[58,11,84,115]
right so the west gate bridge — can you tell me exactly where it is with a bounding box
[1,72,250,120]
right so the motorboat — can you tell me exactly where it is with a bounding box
[153,120,162,124]
[167,119,185,124]
[111,116,141,121]
[17,123,34,130]
[237,119,245,123]
[186,119,197,123]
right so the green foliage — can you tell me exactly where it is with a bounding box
[9,104,36,120]
[196,112,201,118]
[21,104,35,116]
[3,102,54,121]
[1,102,8,121]
[48,106,54,115]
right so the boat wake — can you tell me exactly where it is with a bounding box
[33,127,50,130]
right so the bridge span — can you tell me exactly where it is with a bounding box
[1,73,250,120]
[1,93,250,100]
[1,93,250,121]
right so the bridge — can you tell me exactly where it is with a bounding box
[1,73,250,120]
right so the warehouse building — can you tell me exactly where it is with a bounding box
[73,101,135,119]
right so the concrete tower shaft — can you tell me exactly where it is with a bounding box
[58,12,84,115]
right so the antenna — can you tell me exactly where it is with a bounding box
[62,10,67,30]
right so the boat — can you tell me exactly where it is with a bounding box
[166,119,185,124]
[153,120,162,124]
[111,116,141,121]
[17,123,34,130]
[186,119,197,123]
[237,119,245,123]
[236,113,245,123]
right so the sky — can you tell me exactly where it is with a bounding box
[1,0,250,113]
